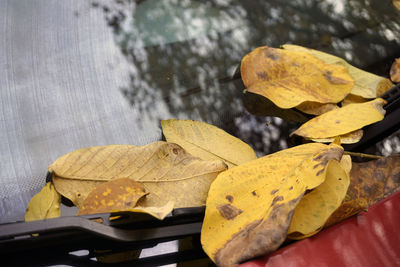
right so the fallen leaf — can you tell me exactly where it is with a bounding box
[201,142,343,266]
[325,155,400,227]
[127,200,175,220]
[282,44,393,98]
[50,141,227,209]
[292,98,386,139]
[341,94,369,107]
[394,0,400,12]
[77,178,148,215]
[241,46,354,109]
[161,119,257,168]
[310,129,363,144]
[296,102,338,115]
[287,159,350,239]
[243,92,308,122]
[25,182,61,222]
[390,58,400,82]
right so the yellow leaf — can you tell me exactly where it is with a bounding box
[390,58,400,83]
[310,129,363,144]
[241,46,354,108]
[25,182,61,222]
[128,201,175,220]
[282,44,393,98]
[292,98,386,139]
[296,102,338,115]
[50,141,227,209]
[161,119,257,168]
[287,159,350,239]
[201,142,343,266]
[341,94,369,107]
[394,0,400,11]
[77,178,148,215]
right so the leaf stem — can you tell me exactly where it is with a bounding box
[344,151,383,159]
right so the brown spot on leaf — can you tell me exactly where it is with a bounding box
[270,189,278,195]
[335,120,341,124]
[313,147,343,172]
[323,73,350,85]
[225,195,234,203]
[263,48,280,61]
[256,71,268,80]
[172,148,179,155]
[214,195,303,267]
[252,191,257,196]
[289,186,293,190]
[217,204,243,220]
[271,195,284,206]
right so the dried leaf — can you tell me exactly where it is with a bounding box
[390,58,400,83]
[241,46,354,108]
[394,0,400,11]
[127,200,175,220]
[77,178,148,215]
[296,102,338,115]
[50,141,227,209]
[287,159,350,239]
[25,182,61,222]
[326,155,400,227]
[310,129,363,144]
[292,98,386,139]
[161,119,257,168]
[341,94,369,107]
[282,44,393,98]
[201,143,343,266]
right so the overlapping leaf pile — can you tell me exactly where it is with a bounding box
[25,44,400,267]
[241,45,392,144]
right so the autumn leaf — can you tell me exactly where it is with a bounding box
[341,94,368,107]
[390,58,400,83]
[310,129,363,144]
[292,98,386,140]
[25,182,61,222]
[77,178,148,215]
[287,158,350,239]
[325,155,400,227]
[201,142,343,267]
[282,44,393,98]
[50,141,227,211]
[394,0,400,12]
[241,46,354,109]
[161,119,257,168]
[296,102,338,116]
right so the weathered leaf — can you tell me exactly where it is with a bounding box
[127,200,175,220]
[201,142,343,267]
[341,94,368,107]
[50,141,227,209]
[292,98,386,139]
[241,46,354,108]
[310,129,363,144]
[243,92,308,122]
[296,102,338,115]
[282,44,393,98]
[287,159,350,239]
[25,182,61,222]
[390,58,400,83]
[161,119,257,168]
[394,0,400,11]
[77,178,148,215]
[325,155,400,227]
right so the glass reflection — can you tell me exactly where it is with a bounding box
[93,0,400,155]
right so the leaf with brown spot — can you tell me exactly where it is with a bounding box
[50,141,227,214]
[390,58,400,83]
[161,119,257,168]
[292,98,386,140]
[325,155,400,227]
[25,182,61,222]
[77,178,148,215]
[241,46,353,109]
[201,142,343,266]
[282,44,393,98]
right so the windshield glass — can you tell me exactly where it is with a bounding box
[1,0,400,223]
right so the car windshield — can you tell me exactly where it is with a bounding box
[1,0,400,224]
